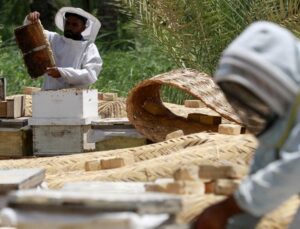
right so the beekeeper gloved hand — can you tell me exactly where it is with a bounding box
[192,195,243,229]
[46,67,61,78]
[27,11,40,23]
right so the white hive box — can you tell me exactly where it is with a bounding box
[32,125,95,155]
[29,89,99,125]
[29,89,99,155]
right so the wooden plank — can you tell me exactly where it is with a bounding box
[0,168,45,194]
[166,130,184,140]
[145,180,204,195]
[96,135,147,151]
[0,126,33,157]
[198,164,247,180]
[143,100,167,116]
[8,190,182,215]
[173,166,199,181]
[214,179,241,196]
[85,160,100,171]
[91,118,133,129]
[100,155,135,170]
[187,113,222,125]
[102,92,118,101]
[0,101,7,117]
[218,124,242,135]
[6,95,24,118]
[62,182,147,194]
[22,86,40,95]
[184,100,205,108]
[0,117,29,128]
[0,78,6,101]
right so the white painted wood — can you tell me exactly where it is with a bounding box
[8,190,182,215]
[0,168,45,194]
[1,209,171,229]
[91,118,131,126]
[29,117,100,126]
[31,89,98,123]
[62,182,147,194]
[33,125,95,155]
[87,128,145,142]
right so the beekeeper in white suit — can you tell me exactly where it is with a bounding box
[193,21,300,229]
[25,7,102,90]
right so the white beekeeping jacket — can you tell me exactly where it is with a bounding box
[24,7,103,90]
[42,30,102,90]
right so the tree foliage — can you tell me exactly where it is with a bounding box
[122,0,300,74]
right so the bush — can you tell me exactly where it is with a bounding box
[93,43,175,97]
[0,41,176,98]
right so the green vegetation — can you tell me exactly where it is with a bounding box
[2,0,300,103]
[0,0,177,99]
[122,0,300,75]
[0,38,175,96]
[92,45,175,98]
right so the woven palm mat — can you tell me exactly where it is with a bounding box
[0,132,256,188]
[126,68,242,142]
[98,98,127,118]
[179,194,299,228]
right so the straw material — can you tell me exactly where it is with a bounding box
[98,98,127,118]
[126,68,241,142]
[48,133,255,188]
[0,132,256,188]
[178,195,299,229]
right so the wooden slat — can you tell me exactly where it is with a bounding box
[0,101,7,117]
[0,117,29,128]
[0,78,6,101]
[6,95,24,118]
[0,127,33,157]
[0,168,45,194]
[8,189,182,215]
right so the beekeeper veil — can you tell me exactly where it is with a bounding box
[55,7,101,42]
[214,21,300,135]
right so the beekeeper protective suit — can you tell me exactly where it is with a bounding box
[25,7,102,90]
[213,21,300,228]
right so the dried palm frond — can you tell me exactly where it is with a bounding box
[121,0,300,74]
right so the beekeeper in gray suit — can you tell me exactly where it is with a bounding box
[193,21,300,229]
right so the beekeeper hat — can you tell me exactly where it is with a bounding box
[55,7,101,42]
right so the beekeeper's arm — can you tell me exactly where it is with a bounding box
[193,123,300,229]
[234,122,300,216]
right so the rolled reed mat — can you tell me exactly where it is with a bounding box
[0,133,256,177]
[47,134,256,188]
[99,99,127,118]
[14,21,55,78]
[126,68,241,142]
[178,195,300,229]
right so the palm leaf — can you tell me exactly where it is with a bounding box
[122,0,300,75]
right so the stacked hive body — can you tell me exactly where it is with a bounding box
[14,21,55,78]
[29,89,99,155]
[0,80,33,157]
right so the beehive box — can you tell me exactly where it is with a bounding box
[32,125,94,155]
[90,118,147,151]
[30,89,98,125]
[0,126,32,158]
[29,89,99,155]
